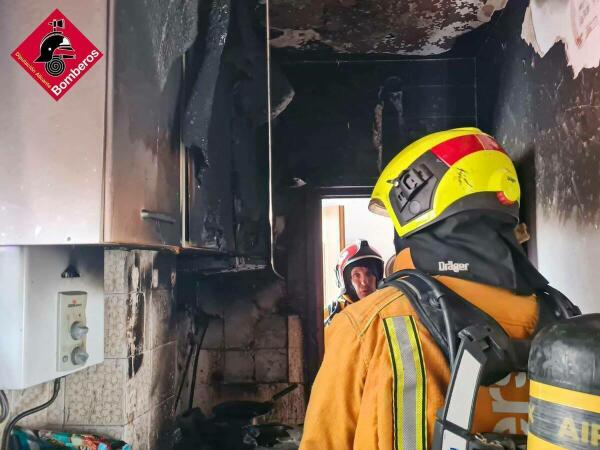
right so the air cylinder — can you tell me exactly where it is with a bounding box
[528,314,600,449]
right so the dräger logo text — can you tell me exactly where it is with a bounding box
[438,261,470,273]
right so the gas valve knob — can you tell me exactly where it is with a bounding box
[71,346,89,365]
[70,321,89,340]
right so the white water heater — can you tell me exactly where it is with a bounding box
[0,246,104,389]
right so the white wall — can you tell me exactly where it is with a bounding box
[536,210,600,313]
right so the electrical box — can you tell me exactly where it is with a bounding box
[0,246,104,390]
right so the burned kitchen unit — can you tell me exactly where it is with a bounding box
[1,0,600,449]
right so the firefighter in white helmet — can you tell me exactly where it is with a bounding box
[324,240,384,327]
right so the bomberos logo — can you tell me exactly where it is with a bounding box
[11,9,103,100]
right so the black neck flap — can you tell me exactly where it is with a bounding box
[405,211,548,295]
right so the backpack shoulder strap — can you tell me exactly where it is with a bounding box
[534,285,581,332]
[381,270,451,362]
[382,270,515,370]
[382,269,529,381]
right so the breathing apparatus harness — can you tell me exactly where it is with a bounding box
[382,269,581,450]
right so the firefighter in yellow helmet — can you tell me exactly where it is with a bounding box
[324,240,384,327]
[301,128,574,450]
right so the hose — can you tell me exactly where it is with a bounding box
[173,314,211,415]
[173,342,194,414]
[439,296,457,367]
[1,378,61,450]
[188,323,209,411]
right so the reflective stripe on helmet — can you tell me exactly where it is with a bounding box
[430,134,505,166]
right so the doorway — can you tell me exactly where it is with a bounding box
[320,197,396,324]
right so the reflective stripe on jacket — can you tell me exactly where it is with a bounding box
[301,248,538,450]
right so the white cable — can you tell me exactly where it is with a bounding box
[266,0,284,280]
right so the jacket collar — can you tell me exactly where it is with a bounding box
[393,248,415,272]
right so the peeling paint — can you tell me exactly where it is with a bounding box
[372,102,384,172]
[269,0,508,54]
[478,0,508,22]
[270,28,321,48]
[124,252,157,378]
[522,0,600,77]
[126,292,145,378]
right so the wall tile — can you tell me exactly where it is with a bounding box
[254,281,286,312]
[255,349,287,383]
[137,250,157,293]
[3,380,65,432]
[201,318,224,350]
[105,294,129,358]
[148,290,177,349]
[255,315,287,349]
[224,300,260,348]
[287,316,303,349]
[151,342,177,407]
[149,396,176,450]
[196,282,225,318]
[126,292,147,357]
[194,350,224,384]
[288,316,305,384]
[65,359,126,426]
[104,249,129,294]
[152,252,177,290]
[125,251,140,293]
[125,351,152,422]
[223,351,254,383]
[265,384,306,425]
[288,344,305,384]
[123,412,149,450]
[191,384,216,416]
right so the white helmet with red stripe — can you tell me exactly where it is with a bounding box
[335,240,384,298]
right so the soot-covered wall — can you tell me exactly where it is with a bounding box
[477,1,600,312]
[273,59,477,188]
[178,271,307,424]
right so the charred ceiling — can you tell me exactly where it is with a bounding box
[269,0,507,55]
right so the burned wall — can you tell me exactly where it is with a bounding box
[477,0,600,312]
[183,0,274,256]
[273,59,477,188]
[179,271,307,425]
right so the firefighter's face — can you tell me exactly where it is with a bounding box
[350,266,377,299]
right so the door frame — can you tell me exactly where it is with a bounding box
[306,186,373,373]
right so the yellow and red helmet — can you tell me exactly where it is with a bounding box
[369,127,520,237]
